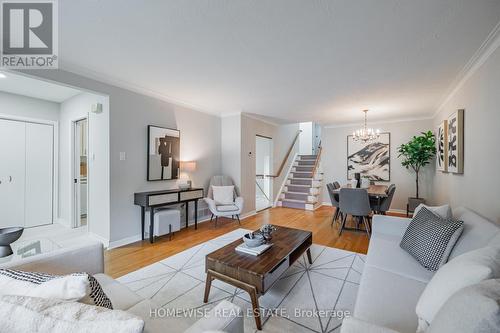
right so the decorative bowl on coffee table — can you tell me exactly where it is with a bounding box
[243,233,264,247]
[0,227,24,257]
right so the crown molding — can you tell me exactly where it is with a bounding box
[323,115,434,129]
[219,111,242,118]
[433,20,500,118]
[241,112,280,127]
[59,61,222,117]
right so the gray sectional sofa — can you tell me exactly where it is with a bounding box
[341,207,500,333]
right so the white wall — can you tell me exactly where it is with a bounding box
[0,91,59,121]
[221,114,242,194]
[59,93,110,241]
[240,114,276,213]
[321,119,434,211]
[431,42,500,224]
[29,69,222,244]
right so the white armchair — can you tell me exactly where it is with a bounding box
[204,175,244,226]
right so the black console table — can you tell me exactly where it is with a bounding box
[134,188,204,243]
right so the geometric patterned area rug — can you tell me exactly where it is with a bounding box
[117,229,366,333]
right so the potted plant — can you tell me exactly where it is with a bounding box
[397,131,436,213]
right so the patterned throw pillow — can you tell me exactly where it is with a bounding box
[0,269,113,309]
[400,207,464,271]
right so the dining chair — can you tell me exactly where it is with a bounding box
[376,184,396,215]
[333,181,341,189]
[326,183,341,226]
[370,184,396,215]
[339,188,372,238]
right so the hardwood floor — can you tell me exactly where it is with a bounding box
[105,206,403,278]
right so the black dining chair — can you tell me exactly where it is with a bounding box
[327,183,342,226]
[339,188,372,238]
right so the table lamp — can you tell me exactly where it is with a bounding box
[179,161,196,190]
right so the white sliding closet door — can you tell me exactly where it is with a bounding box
[0,119,26,228]
[25,122,54,227]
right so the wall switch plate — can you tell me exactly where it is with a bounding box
[119,152,126,161]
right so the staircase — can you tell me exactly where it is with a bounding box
[277,154,323,210]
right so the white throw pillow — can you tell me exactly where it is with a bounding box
[0,270,88,302]
[427,279,500,333]
[415,246,500,332]
[0,270,113,309]
[414,204,452,219]
[212,185,234,205]
[0,295,144,333]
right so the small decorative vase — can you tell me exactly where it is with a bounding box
[0,227,24,258]
[354,173,361,188]
[350,179,358,188]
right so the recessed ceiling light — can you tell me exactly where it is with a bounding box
[0,73,6,79]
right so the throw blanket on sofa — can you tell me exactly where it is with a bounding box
[0,295,144,333]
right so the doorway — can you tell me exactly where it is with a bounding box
[73,118,88,228]
[255,135,273,211]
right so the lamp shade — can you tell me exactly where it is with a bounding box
[180,161,196,172]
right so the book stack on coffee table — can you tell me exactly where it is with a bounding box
[235,243,272,256]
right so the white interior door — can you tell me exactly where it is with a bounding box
[255,135,273,211]
[25,122,54,227]
[73,118,88,228]
[0,119,26,228]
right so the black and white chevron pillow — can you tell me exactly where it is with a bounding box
[400,207,464,271]
[0,269,113,309]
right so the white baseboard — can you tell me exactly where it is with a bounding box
[108,212,253,250]
[388,209,407,215]
[240,210,257,219]
[108,234,142,250]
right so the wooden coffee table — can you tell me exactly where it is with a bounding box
[204,226,312,330]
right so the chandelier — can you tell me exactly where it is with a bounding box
[353,110,380,142]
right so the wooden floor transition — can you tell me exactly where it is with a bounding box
[105,206,405,278]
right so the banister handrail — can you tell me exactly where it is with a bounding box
[312,141,322,177]
[256,130,302,179]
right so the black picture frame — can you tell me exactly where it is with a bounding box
[147,125,181,181]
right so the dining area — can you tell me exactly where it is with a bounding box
[326,179,396,238]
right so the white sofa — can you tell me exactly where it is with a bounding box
[342,207,500,333]
[1,242,244,333]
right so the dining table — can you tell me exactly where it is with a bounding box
[332,184,389,209]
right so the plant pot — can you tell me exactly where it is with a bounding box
[408,197,426,213]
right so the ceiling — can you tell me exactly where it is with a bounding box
[58,0,500,124]
[0,72,81,103]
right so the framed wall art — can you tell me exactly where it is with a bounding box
[447,109,464,174]
[147,125,180,181]
[347,133,390,181]
[436,120,448,172]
